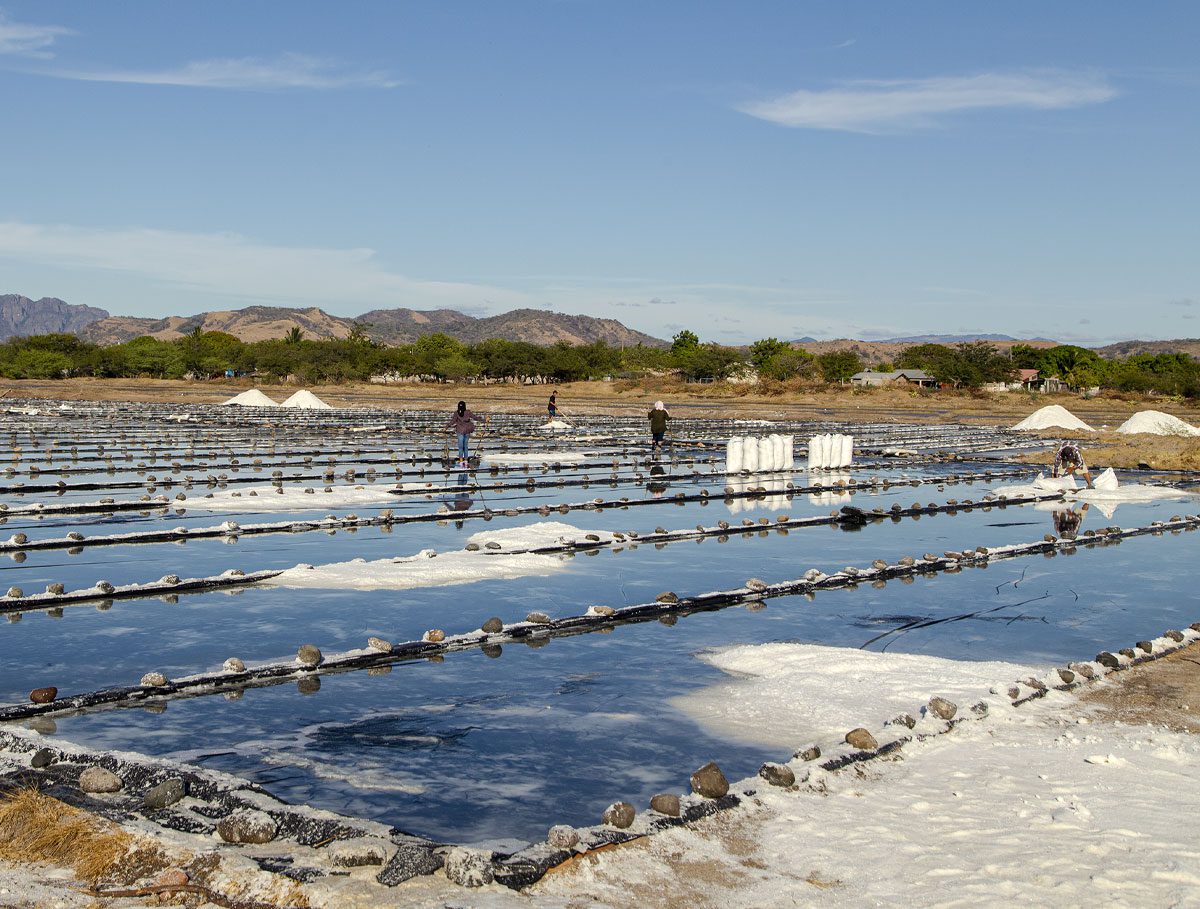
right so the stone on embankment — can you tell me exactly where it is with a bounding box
[481,617,503,633]
[656,591,679,604]
[690,762,729,799]
[143,778,187,810]
[330,837,392,867]
[423,629,445,643]
[30,747,55,768]
[140,672,168,687]
[1095,651,1122,670]
[296,644,323,667]
[547,825,580,849]
[603,802,636,828]
[443,847,494,887]
[79,766,124,794]
[217,810,278,844]
[928,697,958,721]
[377,842,444,886]
[794,744,821,762]
[845,728,879,751]
[29,686,56,704]
[525,612,551,624]
[367,636,392,652]
[649,794,681,816]
[223,657,246,672]
[758,763,795,787]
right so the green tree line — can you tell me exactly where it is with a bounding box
[0,330,1195,396]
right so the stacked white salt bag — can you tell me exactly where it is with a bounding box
[725,434,794,473]
[807,433,853,469]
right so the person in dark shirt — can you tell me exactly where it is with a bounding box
[447,401,478,467]
[648,400,670,451]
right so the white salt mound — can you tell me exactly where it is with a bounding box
[1115,410,1200,436]
[538,419,572,430]
[1011,405,1093,432]
[281,389,332,409]
[221,389,278,407]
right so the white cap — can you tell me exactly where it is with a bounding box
[654,401,664,410]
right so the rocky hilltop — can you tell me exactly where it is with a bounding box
[1094,339,1200,359]
[82,307,354,345]
[81,304,666,347]
[0,294,109,340]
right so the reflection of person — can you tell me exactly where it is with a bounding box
[447,401,478,467]
[1052,441,1093,488]
[452,473,473,511]
[1052,503,1089,538]
[648,400,670,452]
[548,391,558,418]
[647,464,668,498]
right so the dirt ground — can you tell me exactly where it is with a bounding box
[1079,643,1200,734]
[6,376,1200,427]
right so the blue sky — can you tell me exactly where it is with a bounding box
[0,2,1196,344]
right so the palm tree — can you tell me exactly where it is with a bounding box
[284,326,304,345]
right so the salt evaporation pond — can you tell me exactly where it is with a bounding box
[0,402,1196,847]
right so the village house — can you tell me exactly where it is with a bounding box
[849,368,938,388]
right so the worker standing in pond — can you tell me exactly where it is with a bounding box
[548,390,558,419]
[1052,440,1094,489]
[447,401,478,468]
[648,400,670,452]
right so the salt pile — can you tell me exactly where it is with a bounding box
[1011,405,1093,431]
[280,389,332,409]
[220,389,278,407]
[538,419,572,431]
[1115,410,1200,436]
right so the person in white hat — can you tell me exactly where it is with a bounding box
[647,400,670,452]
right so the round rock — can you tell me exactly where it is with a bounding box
[525,611,551,624]
[79,766,124,794]
[649,793,681,816]
[140,672,168,687]
[29,686,57,705]
[927,697,958,721]
[296,644,323,667]
[143,778,187,810]
[222,657,246,673]
[367,636,392,652]
[602,801,636,828]
[845,728,879,751]
[217,809,278,844]
[547,825,580,849]
[758,762,795,787]
[30,747,55,769]
[481,617,503,633]
[690,761,729,799]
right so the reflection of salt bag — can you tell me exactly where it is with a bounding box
[1092,467,1119,491]
[840,434,853,468]
[743,436,759,473]
[726,436,743,474]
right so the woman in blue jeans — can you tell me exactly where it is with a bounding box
[447,401,478,467]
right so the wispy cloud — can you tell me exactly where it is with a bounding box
[40,52,399,90]
[0,221,521,310]
[1166,298,1195,308]
[0,11,73,58]
[832,38,856,50]
[738,70,1116,132]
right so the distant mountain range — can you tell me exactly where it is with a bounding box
[2,294,1198,358]
[0,295,666,348]
[871,333,1057,344]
